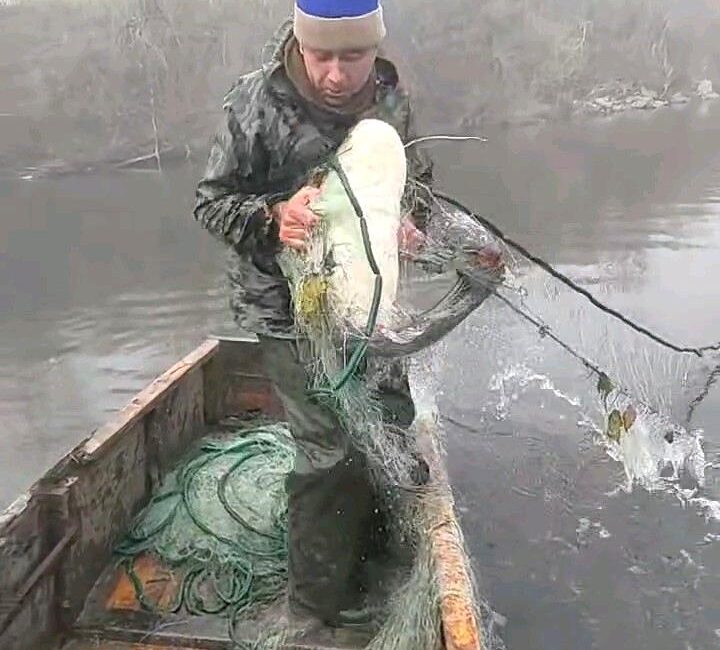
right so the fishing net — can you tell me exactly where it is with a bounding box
[111,103,720,648]
[112,111,715,648]
[278,119,500,486]
[115,421,294,623]
[426,189,711,509]
[273,118,504,650]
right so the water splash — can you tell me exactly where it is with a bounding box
[602,408,706,492]
[485,348,716,521]
[488,361,581,420]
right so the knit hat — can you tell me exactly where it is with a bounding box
[293,0,386,51]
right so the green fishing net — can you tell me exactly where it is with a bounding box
[115,422,294,622]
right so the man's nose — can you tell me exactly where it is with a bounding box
[327,60,343,84]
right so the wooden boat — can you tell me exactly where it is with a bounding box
[0,336,484,650]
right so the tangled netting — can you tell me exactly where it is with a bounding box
[114,121,507,650]
[270,121,506,650]
[114,110,720,647]
[115,422,294,630]
[277,124,500,490]
[426,188,710,503]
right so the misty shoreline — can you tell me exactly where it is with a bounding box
[2,0,719,177]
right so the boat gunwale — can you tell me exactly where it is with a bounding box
[1,339,221,530]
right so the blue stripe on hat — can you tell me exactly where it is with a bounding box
[296,0,379,19]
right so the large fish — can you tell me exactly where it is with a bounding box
[280,117,496,356]
[280,118,406,336]
[310,118,406,331]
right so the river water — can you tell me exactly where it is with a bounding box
[433,102,720,649]
[4,32,720,650]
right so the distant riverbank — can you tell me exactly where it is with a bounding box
[2,0,719,174]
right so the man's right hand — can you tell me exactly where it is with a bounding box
[272,186,321,251]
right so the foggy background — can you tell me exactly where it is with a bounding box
[2,0,720,176]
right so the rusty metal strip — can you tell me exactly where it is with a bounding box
[0,524,78,637]
[416,417,484,650]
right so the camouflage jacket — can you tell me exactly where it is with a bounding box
[193,19,434,338]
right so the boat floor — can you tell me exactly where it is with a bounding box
[62,642,197,650]
[66,553,371,650]
[60,424,387,650]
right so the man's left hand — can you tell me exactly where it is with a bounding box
[469,243,505,281]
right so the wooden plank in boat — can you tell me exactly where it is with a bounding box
[57,340,219,623]
[75,500,373,649]
[211,337,284,419]
[78,339,219,460]
[1,337,486,650]
[61,640,196,650]
[0,339,222,650]
[106,555,179,612]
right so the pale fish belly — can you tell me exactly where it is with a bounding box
[316,119,407,331]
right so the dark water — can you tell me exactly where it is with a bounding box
[5,38,720,650]
[432,102,720,649]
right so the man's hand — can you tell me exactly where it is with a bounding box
[398,215,426,259]
[470,242,505,281]
[272,186,321,250]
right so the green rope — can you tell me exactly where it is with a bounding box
[218,453,286,544]
[113,424,292,626]
[180,439,284,560]
[308,156,383,401]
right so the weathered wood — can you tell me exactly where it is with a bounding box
[0,574,55,650]
[202,353,225,426]
[0,339,220,650]
[37,479,79,633]
[0,497,45,597]
[61,419,148,619]
[416,416,484,650]
[144,366,205,491]
[216,337,285,418]
[77,339,218,461]
[0,525,77,637]
[62,640,197,650]
[60,345,215,621]
[2,337,485,650]
[105,555,179,613]
[0,497,56,650]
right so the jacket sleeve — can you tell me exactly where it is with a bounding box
[193,92,285,253]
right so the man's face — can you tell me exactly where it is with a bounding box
[300,45,376,107]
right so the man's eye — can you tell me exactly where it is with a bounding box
[311,50,333,62]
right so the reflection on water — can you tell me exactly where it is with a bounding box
[4,96,720,650]
[0,166,231,505]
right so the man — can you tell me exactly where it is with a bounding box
[193,0,435,629]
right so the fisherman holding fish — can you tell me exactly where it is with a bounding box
[193,0,502,630]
